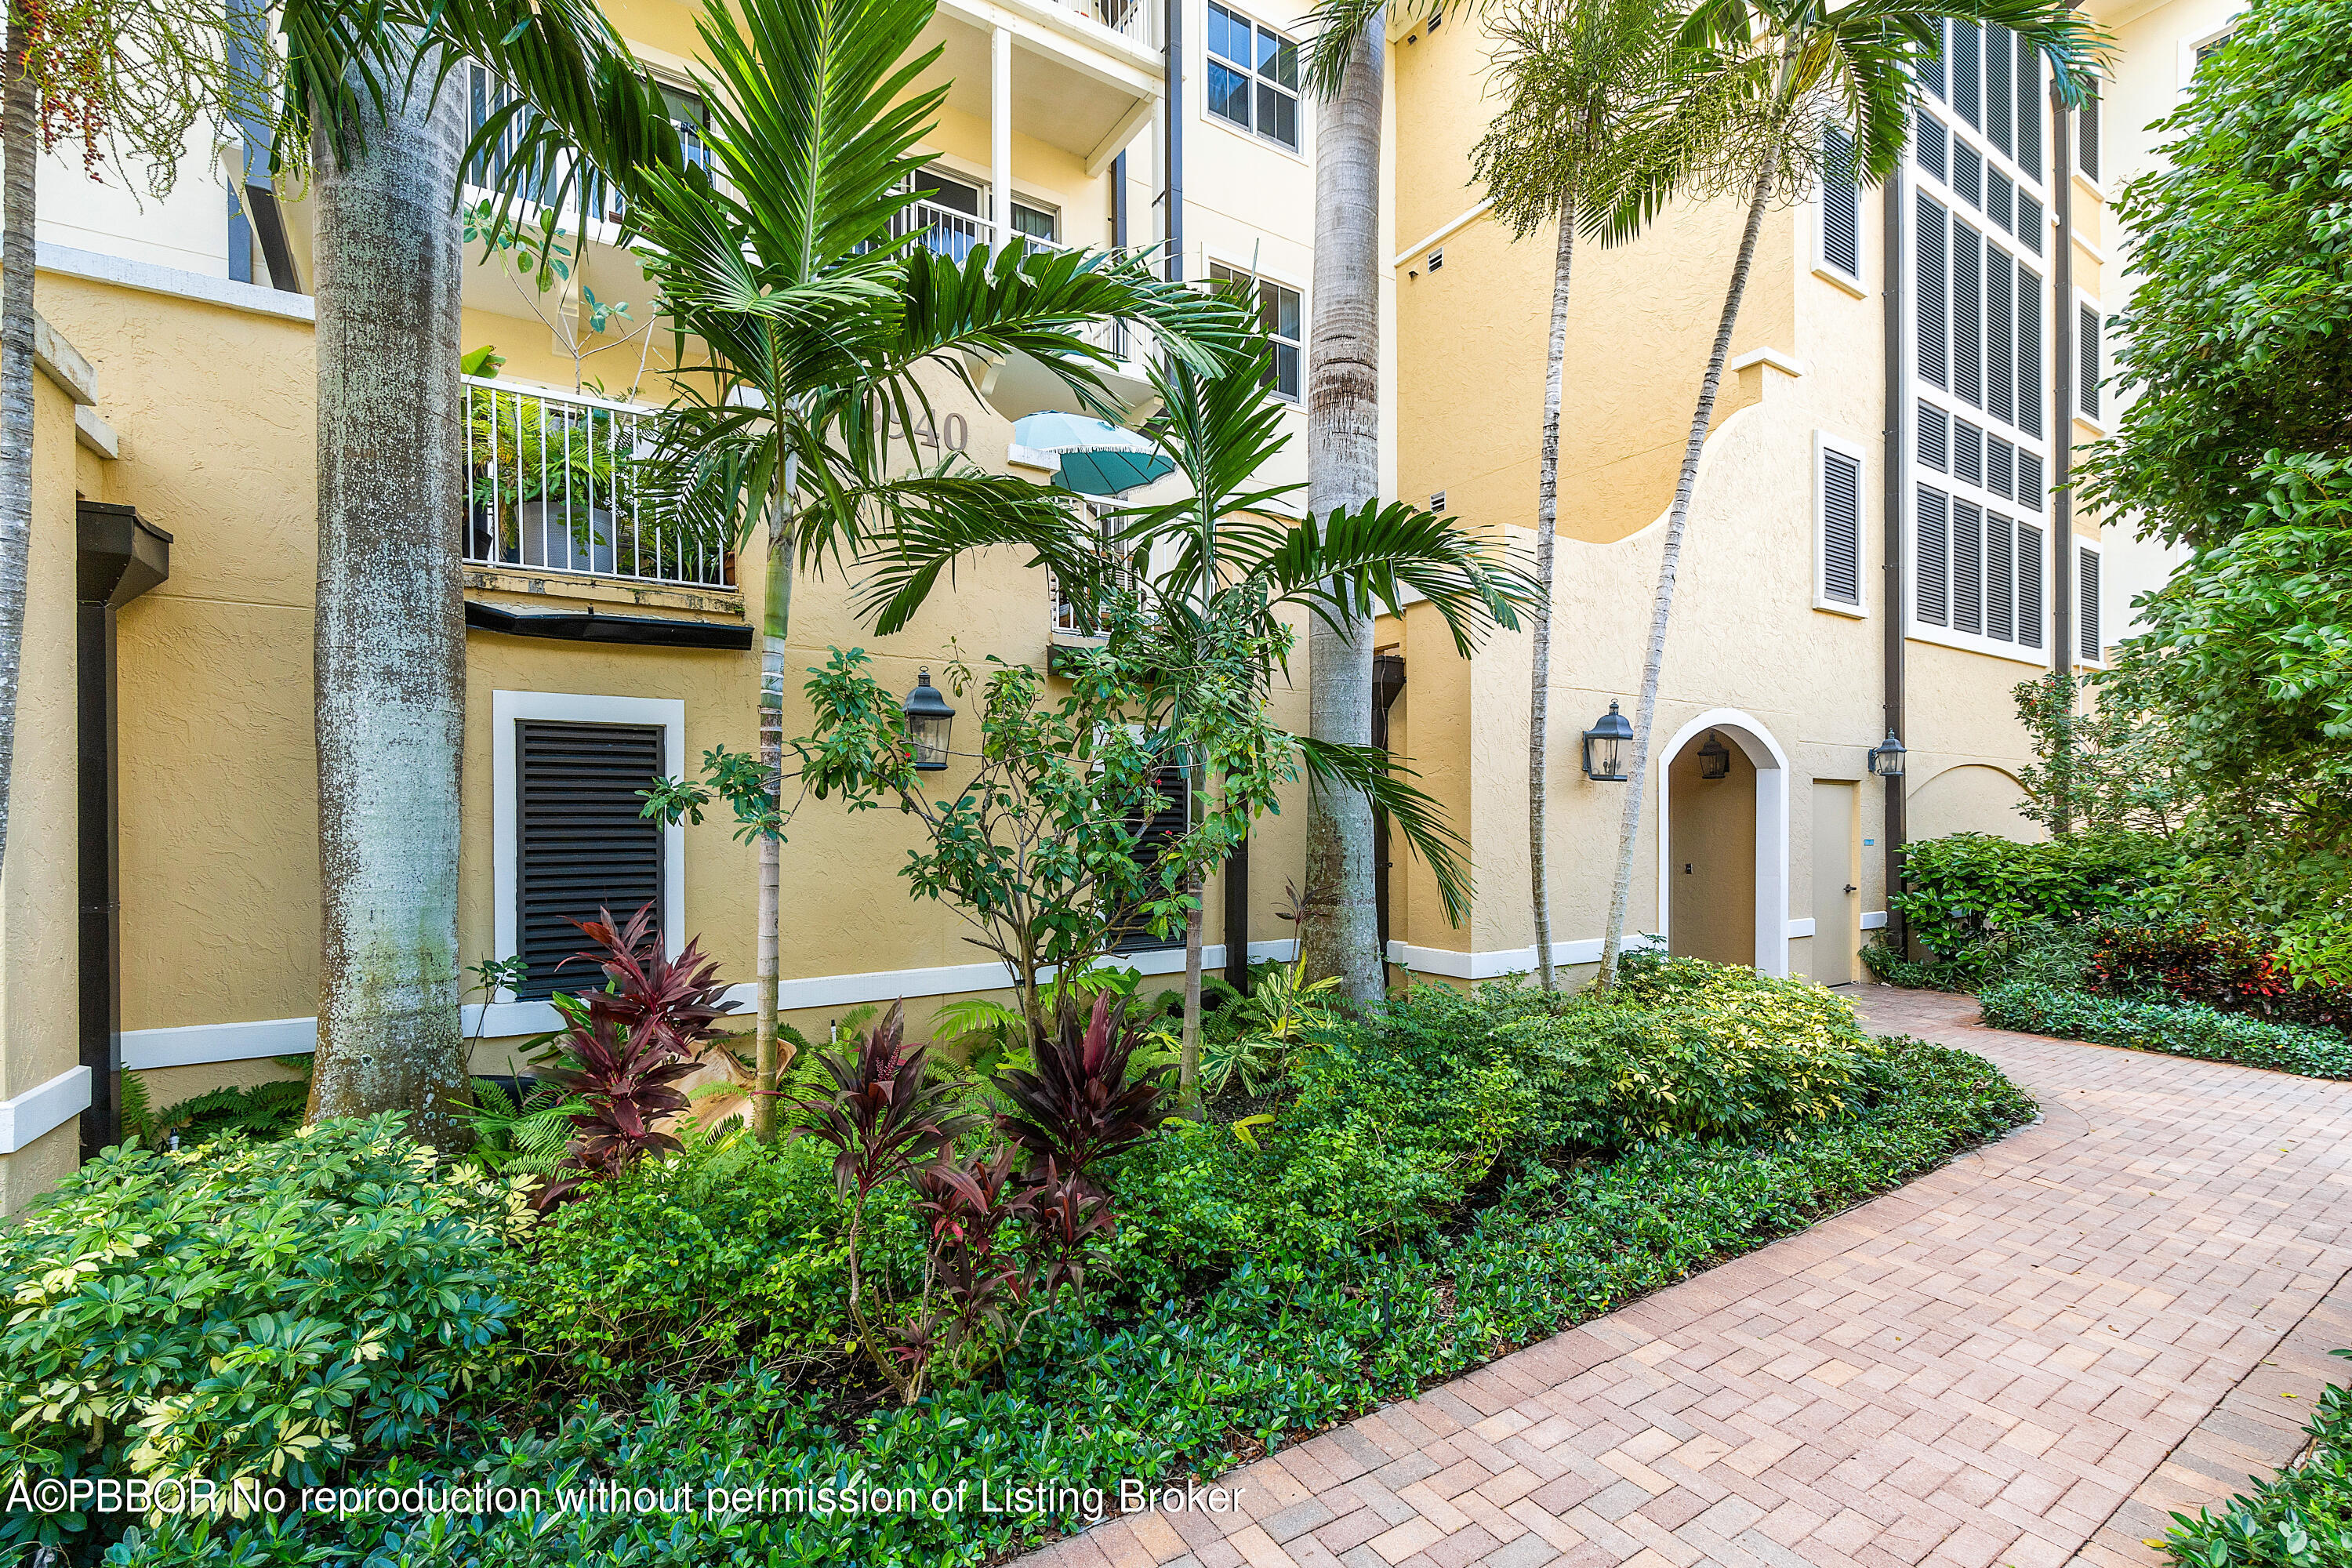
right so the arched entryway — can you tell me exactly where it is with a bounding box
[1656,710,1790,976]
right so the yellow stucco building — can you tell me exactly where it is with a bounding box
[0,0,2199,1207]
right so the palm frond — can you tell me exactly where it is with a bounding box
[1294,736,1475,925]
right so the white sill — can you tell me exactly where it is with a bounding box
[1812,263,1867,299]
[1905,623,2052,667]
[1813,597,1869,620]
[1200,109,1310,169]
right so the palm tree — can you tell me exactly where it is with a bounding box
[284,0,684,1141]
[1594,0,2103,982]
[626,0,1248,1139]
[1471,0,1715,990]
[866,343,1535,1098]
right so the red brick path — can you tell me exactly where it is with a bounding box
[1010,988,2352,1568]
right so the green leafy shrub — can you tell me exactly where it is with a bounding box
[2163,1352,2351,1568]
[1980,982,2352,1079]
[1891,831,2179,978]
[1864,921,2097,993]
[0,1118,531,1556]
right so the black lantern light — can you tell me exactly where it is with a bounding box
[902,669,956,771]
[1697,731,1733,780]
[1581,701,1633,781]
[1867,728,1907,779]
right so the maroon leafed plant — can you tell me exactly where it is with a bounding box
[993,993,1163,1186]
[533,904,738,1207]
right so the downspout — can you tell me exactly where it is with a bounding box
[2050,75,2075,687]
[77,502,170,1158]
[1880,154,1908,954]
[1111,149,1128,249]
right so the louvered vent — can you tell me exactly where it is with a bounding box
[1987,250,2014,426]
[2016,36,2042,181]
[1955,419,1984,486]
[2078,86,2100,182]
[1954,140,1983,210]
[1916,401,1949,471]
[1916,487,1950,626]
[2017,449,2043,511]
[2016,194,2043,254]
[517,720,665,1000]
[1820,446,1863,606]
[1917,194,1948,390]
[1954,20,1981,129]
[1988,436,2016,499]
[2078,303,2101,419]
[2078,546,2103,662]
[1822,125,1860,278]
[2017,268,2044,433]
[1917,114,1947,183]
[1953,222,1983,407]
[1915,18,1945,99]
[2017,523,2045,647]
[1953,501,1984,634]
[1986,513,2014,641]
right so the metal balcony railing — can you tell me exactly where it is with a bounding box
[463,378,734,590]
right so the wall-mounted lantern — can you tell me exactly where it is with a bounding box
[1697,730,1733,780]
[902,669,956,771]
[1867,729,1907,779]
[1581,701,1633,781]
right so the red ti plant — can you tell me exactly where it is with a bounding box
[993,994,1163,1186]
[532,904,737,1207]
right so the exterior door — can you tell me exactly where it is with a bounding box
[1810,780,1860,985]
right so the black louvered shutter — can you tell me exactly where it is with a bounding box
[1987,249,2013,426]
[2078,86,2100,182]
[1954,419,1984,487]
[1915,18,1944,98]
[1917,114,1947,183]
[2015,35,2042,182]
[2078,546,2103,662]
[1916,401,1948,471]
[2017,522,2045,648]
[2078,303,2101,419]
[1986,513,2014,641]
[1820,447,1862,606]
[1987,24,2013,157]
[2017,267,2043,434]
[1953,500,1984,634]
[1916,194,1947,390]
[1821,125,1860,278]
[1112,764,1190,953]
[1916,486,1950,626]
[1953,20,1980,129]
[1953,222,1983,408]
[517,720,665,999]
[2017,448,2043,511]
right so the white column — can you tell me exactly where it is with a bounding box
[991,26,1013,245]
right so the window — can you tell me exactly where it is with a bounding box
[1819,124,1861,282]
[1207,2,1301,151]
[2077,83,2100,182]
[515,720,666,1000]
[660,83,712,172]
[493,692,684,1004]
[1011,202,1060,244]
[1817,437,1865,613]
[1210,262,1302,401]
[2078,543,2103,662]
[2078,301,2102,422]
[1111,764,1191,953]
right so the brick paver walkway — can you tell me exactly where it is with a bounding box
[1014,988,2352,1568]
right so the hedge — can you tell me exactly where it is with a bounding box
[1980,982,2352,1080]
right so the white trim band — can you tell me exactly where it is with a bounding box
[0,1066,93,1154]
[38,241,316,324]
[1860,910,1889,931]
[1385,935,1664,981]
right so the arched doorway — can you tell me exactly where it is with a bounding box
[1657,710,1791,975]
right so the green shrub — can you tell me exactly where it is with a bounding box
[510,1128,906,1398]
[1893,831,2180,977]
[2088,915,2352,1033]
[0,1118,530,1555]
[1980,982,2352,1079]
[2163,1353,2351,1568]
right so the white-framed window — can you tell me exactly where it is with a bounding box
[1011,200,1060,244]
[2075,539,2105,666]
[1814,432,1867,616]
[2073,291,2107,430]
[1208,260,1302,401]
[491,691,687,1002]
[2076,75,2102,186]
[2181,24,2237,89]
[1814,122,1864,291]
[1205,2,1301,152]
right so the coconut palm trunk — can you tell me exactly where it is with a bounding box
[1528,204,1577,992]
[307,35,471,1144]
[0,9,37,870]
[1598,153,1776,982]
[1300,23,1386,1004]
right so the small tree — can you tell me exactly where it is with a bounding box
[2010,671,2181,839]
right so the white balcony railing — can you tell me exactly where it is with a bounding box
[1091,0,1151,42]
[463,378,734,590]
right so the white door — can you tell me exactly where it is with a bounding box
[1811,781,1859,986]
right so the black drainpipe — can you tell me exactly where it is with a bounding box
[1881,146,1910,954]
[78,502,171,1159]
[2050,75,2076,684]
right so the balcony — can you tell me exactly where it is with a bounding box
[463,379,734,592]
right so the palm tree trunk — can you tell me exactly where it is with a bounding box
[1529,205,1576,993]
[1301,22,1385,1005]
[753,494,796,1139]
[308,34,470,1145]
[1598,155,1777,983]
[0,9,38,871]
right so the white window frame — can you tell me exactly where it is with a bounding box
[1811,125,1866,296]
[1813,431,1870,618]
[1207,255,1305,404]
[2074,536,2107,670]
[2179,20,2241,91]
[1202,0,1305,158]
[2072,287,2108,434]
[491,690,688,1005]
[2073,71,2107,199]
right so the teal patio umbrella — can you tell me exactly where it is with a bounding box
[1012,411,1174,496]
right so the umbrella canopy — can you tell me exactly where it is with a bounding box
[1011,411,1174,496]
